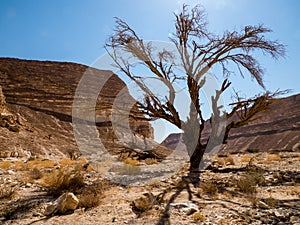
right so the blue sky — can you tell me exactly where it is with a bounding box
[1,0,300,140]
[1,0,299,94]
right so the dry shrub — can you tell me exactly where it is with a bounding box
[0,161,12,170]
[144,158,158,165]
[236,175,257,194]
[266,154,281,162]
[192,212,205,222]
[223,156,235,166]
[199,181,218,196]
[264,197,278,207]
[297,155,300,161]
[130,193,158,214]
[240,155,257,163]
[123,157,139,166]
[27,159,55,170]
[0,185,15,200]
[41,166,85,196]
[78,180,108,209]
[224,191,233,199]
[246,169,265,185]
[13,161,26,170]
[249,196,260,207]
[29,168,43,180]
[59,158,76,166]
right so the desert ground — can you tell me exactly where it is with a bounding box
[0,150,299,225]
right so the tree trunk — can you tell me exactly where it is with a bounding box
[187,142,205,187]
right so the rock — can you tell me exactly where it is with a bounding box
[7,170,15,175]
[257,201,269,209]
[170,202,198,215]
[44,192,79,216]
[185,207,197,215]
[274,209,286,218]
[290,216,300,223]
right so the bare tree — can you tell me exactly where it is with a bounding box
[105,4,285,186]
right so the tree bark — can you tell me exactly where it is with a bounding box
[187,141,206,187]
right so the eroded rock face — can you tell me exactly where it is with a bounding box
[162,94,300,153]
[0,85,20,132]
[0,58,158,159]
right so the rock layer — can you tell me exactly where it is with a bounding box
[0,58,157,159]
[162,94,300,153]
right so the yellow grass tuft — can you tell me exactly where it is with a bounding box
[266,154,281,162]
[0,161,12,170]
[41,166,85,196]
[192,212,205,222]
[59,158,76,166]
[13,161,26,171]
[27,159,55,170]
[240,155,257,163]
[236,175,257,194]
[123,157,139,166]
[144,158,158,165]
[199,181,218,196]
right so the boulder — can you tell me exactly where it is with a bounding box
[44,192,79,216]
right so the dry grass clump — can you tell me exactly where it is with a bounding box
[123,157,139,166]
[192,212,206,222]
[213,155,235,167]
[27,159,56,170]
[144,158,158,165]
[0,185,15,200]
[266,154,281,162]
[13,161,26,170]
[296,155,300,161]
[199,181,218,196]
[130,193,158,215]
[78,180,109,209]
[0,161,12,170]
[29,168,43,180]
[223,156,235,165]
[59,157,88,167]
[236,175,257,194]
[41,166,85,196]
[240,155,257,163]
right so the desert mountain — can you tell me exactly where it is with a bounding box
[161,93,300,153]
[0,57,170,160]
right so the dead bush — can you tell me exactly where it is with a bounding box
[130,193,158,215]
[123,157,139,166]
[192,212,206,222]
[199,181,218,196]
[78,180,108,209]
[236,175,257,194]
[0,185,15,200]
[27,159,55,170]
[0,161,12,170]
[29,168,43,180]
[266,154,281,162]
[144,158,158,165]
[246,168,265,185]
[41,166,85,196]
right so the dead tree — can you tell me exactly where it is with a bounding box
[105,4,286,186]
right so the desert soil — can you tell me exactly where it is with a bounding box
[0,151,300,225]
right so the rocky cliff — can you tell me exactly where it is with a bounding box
[162,93,300,153]
[0,58,166,160]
